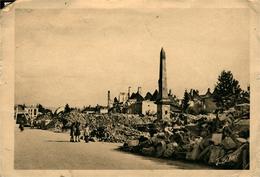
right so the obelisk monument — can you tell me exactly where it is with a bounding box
[156,48,171,120]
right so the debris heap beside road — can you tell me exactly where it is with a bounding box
[121,107,249,169]
[36,110,155,143]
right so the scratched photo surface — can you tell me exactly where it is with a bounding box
[14,8,250,170]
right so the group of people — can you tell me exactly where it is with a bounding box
[70,121,90,143]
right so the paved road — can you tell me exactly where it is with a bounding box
[15,127,212,169]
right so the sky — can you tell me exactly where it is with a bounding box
[15,8,249,108]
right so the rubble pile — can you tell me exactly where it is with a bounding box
[55,111,154,143]
[35,113,63,132]
[59,112,155,128]
[83,114,153,143]
[34,113,53,129]
[35,113,52,122]
[88,124,149,143]
[121,109,249,169]
[84,113,156,127]
[62,110,87,127]
[45,119,63,132]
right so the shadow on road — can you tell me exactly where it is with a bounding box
[113,147,215,169]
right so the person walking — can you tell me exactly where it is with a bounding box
[83,123,90,143]
[19,120,24,132]
[70,122,76,142]
[75,121,81,142]
[30,118,34,129]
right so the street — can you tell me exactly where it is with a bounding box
[14,127,212,169]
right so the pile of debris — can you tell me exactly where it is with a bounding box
[88,124,149,143]
[34,113,53,129]
[83,114,152,143]
[34,113,63,132]
[45,119,63,132]
[62,110,87,127]
[54,111,154,143]
[121,110,249,169]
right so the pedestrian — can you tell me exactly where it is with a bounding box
[83,123,90,143]
[33,119,37,128]
[75,121,81,142]
[28,118,31,128]
[30,118,34,129]
[19,120,24,132]
[70,122,76,142]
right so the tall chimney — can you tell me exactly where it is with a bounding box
[137,87,142,95]
[107,90,111,108]
[128,86,131,98]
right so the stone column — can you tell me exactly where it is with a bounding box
[157,48,171,120]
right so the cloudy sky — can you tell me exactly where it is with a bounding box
[15,8,249,107]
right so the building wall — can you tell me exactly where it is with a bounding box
[127,100,156,115]
[127,104,134,114]
[134,102,142,114]
[25,107,39,119]
[15,106,28,123]
[15,106,38,124]
[157,104,170,119]
[100,108,108,114]
[126,99,137,114]
[141,100,157,115]
[119,92,128,103]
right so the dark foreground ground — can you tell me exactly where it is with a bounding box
[14,127,212,169]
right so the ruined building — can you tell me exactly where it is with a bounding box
[127,89,158,115]
[187,88,218,114]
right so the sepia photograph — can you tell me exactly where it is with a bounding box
[13,7,251,170]
[2,1,260,177]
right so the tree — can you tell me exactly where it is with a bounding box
[36,104,52,115]
[21,104,26,109]
[213,70,242,109]
[37,104,44,112]
[113,97,121,113]
[64,103,71,113]
[114,97,118,103]
[237,85,250,104]
[182,90,190,113]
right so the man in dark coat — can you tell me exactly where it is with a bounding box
[70,122,76,142]
[75,121,81,142]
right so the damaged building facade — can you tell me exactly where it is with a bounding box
[14,104,39,124]
[187,88,218,114]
